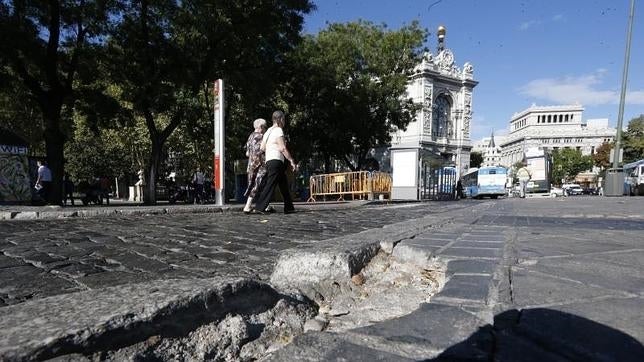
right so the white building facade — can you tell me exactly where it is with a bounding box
[389,29,478,199]
[499,105,616,168]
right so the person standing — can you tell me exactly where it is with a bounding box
[99,176,111,205]
[243,118,268,213]
[35,160,52,204]
[253,111,296,214]
[193,167,205,204]
[63,173,75,206]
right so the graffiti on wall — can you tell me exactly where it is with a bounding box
[0,154,32,203]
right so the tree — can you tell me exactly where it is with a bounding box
[552,148,593,184]
[470,151,483,168]
[0,73,44,155]
[283,21,427,171]
[0,1,117,204]
[106,0,313,204]
[592,142,613,170]
[623,115,644,163]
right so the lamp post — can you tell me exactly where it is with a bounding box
[606,0,636,196]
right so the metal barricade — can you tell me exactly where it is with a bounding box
[308,171,392,202]
[421,164,457,201]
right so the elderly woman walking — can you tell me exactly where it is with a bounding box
[253,110,297,214]
[243,118,268,213]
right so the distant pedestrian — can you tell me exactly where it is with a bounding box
[63,173,75,206]
[193,167,205,204]
[99,176,111,205]
[35,160,52,204]
[243,118,268,213]
[253,111,297,214]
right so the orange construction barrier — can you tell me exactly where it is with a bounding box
[307,171,392,202]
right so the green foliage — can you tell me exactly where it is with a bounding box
[470,152,483,168]
[104,0,313,203]
[283,20,427,171]
[0,72,44,155]
[623,115,644,163]
[64,116,146,182]
[552,148,593,184]
[510,160,525,184]
[0,0,120,203]
[592,142,613,170]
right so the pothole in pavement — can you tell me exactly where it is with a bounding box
[303,251,446,333]
[42,246,445,361]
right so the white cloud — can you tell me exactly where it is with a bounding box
[518,72,644,106]
[552,14,564,21]
[519,20,539,31]
[520,14,564,31]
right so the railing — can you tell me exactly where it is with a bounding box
[308,171,392,202]
[421,165,457,201]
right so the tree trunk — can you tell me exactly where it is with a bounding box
[44,128,65,205]
[42,100,65,205]
[144,140,162,205]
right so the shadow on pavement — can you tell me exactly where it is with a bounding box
[432,308,644,362]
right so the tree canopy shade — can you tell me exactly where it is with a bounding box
[0,0,119,203]
[592,142,612,171]
[282,21,427,171]
[105,0,313,204]
[551,148,593,184]
[623,115,644,163]
[470,151,483,168]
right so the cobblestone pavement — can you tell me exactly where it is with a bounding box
[271,196,644,360]
[1,196,643,360]
[0,201,471,307]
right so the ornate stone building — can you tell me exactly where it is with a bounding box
[390,27,478,199]
[472,132,507,167]
[499,104,616,168]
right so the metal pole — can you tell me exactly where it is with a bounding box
[213,79,225,206]
[612,0,636,170]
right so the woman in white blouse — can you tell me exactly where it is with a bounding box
[253,110,297,214]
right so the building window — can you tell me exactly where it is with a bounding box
[432,94,451,138]
[548,115,552,123]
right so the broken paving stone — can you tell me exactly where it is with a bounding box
[304,316,329,332]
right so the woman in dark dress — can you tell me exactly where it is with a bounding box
[243,118,268,213]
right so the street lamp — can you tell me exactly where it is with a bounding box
[606,0,636,196]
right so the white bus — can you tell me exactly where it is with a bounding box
[462,166,507,199]
[623,159,644,196]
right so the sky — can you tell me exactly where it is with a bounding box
[302,0,644,141]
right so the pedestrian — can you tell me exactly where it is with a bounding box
[192,167,205,204]
[252,110,297,214]
[63,173,75,206]
[243,118,268,213]
[35,160,52,204]
[456,179,464,200]
[98,176,111,205]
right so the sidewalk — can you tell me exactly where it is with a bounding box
[0,198,642,360]
[0,198,375,221]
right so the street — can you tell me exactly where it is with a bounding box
[1,197,643,360]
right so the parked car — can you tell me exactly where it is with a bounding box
[562,184,584,196]
[550,187,565,197]
[582,187,598,195]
